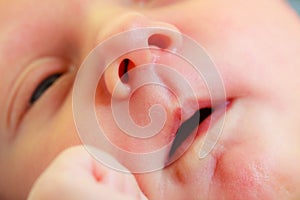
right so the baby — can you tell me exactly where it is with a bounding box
[1,0,300,199]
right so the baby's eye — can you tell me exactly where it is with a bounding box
[30,74,62,105]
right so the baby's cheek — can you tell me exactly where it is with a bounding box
[211,140,297,200]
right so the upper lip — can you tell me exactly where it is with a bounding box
[179,99,212,122]
[168,98,228,160]
[167,99,212,157]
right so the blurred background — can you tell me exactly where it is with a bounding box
[288,0,300,14]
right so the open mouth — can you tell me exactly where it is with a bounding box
[168,107,213,159]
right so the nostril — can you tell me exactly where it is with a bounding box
[148,34,172,49]
[118,58,136,83]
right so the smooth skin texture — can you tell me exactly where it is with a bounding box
[28,146,144,200]
[0,0,300,199]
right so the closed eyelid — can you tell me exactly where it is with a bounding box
[5,57,71,134]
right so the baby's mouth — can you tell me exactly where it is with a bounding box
[168,107,213,160]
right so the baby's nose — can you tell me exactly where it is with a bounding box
[98,13,182,99]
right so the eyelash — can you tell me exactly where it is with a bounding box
[29,73,62,105]
[5,57,75,133]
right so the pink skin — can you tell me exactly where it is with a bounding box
[28,146,144,200]
[0,0,300,199]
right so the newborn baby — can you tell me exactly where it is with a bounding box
[0,0,300,199]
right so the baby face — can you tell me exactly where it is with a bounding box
[1,0,300,199]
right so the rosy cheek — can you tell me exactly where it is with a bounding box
[210,141,288,200]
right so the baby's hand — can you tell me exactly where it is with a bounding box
[28,146,146,200]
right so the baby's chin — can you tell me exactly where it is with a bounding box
[134,106,300,200]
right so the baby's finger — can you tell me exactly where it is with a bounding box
[28,146,145,200]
